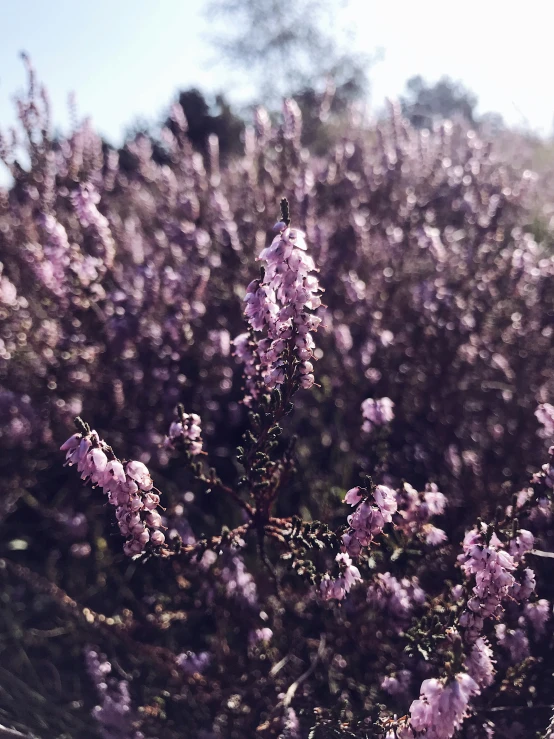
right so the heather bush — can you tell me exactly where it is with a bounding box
[1,59,554,738]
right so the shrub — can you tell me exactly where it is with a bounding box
[1,60,554,738]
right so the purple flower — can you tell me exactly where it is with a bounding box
[0,263,17,306]
[61,427,165,555]
[342,484,397,555]
[361,396,395,433]
[235,219,323,395]
[536,403,554,439]
[71,183,115,268]
[249,627,273,644]
[344,486,362,506]
[464,637,495,688]
[409,672,480,739]
[164,410,203,455]
[381,670,412,696]
[281,707,300,738]
[495,624,530,663]
[367,572,425,625]
[524,598,551,635]
[457,523,534,642]
[374,484,398,523]
[320,552,362,601]
[176,651,211,675]
[395,482,447,544]
[85,648,143,739]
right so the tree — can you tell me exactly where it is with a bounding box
[167,88,244,160]
[293,59,368,151]
[401,75,478,129]
[205,0,370,106]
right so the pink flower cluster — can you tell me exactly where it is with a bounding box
[280,707,300,739]
[0,262,17,306]
[233,332,259,405]
[495,623,530,663]
[395,482,447,546]
[282,98,302,143]
[458,524,535,641]
[508,528,535,562]
[218,553,259,607]
[464,637,496,689]
[85,648,143,739]
[537,445,554,490]
[61,430,165,555]
[249,627,273,645]
[381,669,412,697]
[367,572,425,625]
[536,403,554,439]
[409,672,480,739]
[524,598,551,636]
[342,484,397,556]
[164,411,203,455]
[238,224,322,392]
[33,214,71,301]
[320,552,362,601]
[361,396,395,433]
[71,183,115,269]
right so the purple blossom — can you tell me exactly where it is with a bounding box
[409,673,480,739]
[342,484,397,556]
[280,707,300,738]
[236,221,323,393]
[61,427,165,555]
[164,410,203,455]
[249,627,273,644]
[464,637,496,688]
[536,403,554,439]
[176,651,211,675]
[282,98,302,143]
[361,396,395,433]
[524,598,551,636]
[0,263,17,306]
[508,528,534,562]
[320,552,362,601]
[458,523,538,643]
[393,482,447,545]
[344,486,362,506]
[36,214,71,300]
[233,331,260,405]
[71,183,115,268]
[381,669,412,696]
[495,624,530,663]
[219,553,258,607]
[367,572,425,625]
[85,648,143,739]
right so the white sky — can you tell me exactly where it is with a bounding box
[358,1,554,134]
[1,0,553,151]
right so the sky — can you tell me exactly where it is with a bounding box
[1,0,554,152]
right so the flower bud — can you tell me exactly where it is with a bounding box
[150,530,165,546]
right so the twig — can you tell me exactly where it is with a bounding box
[209,478,254,517]
[0,725,38,739]
[529,549,554,559]
[281,635,326,707]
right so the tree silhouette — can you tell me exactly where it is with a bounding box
[401,75,478,128]
[169,88,244,159]
[205,0,370,105]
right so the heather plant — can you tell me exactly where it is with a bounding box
[1,58,554,739]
